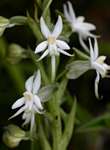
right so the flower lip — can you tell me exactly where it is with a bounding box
[47,36,56,44]
[95,56,106,64]
[23,91,33,101]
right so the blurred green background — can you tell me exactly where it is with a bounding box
[0,0,110,150]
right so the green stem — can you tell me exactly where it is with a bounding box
[51,55,56,82]
[48,96,61,150]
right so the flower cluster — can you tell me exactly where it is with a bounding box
[1,0,109,148]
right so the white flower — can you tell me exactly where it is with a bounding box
[9,70,44,132]
[89,38,110,98]
[63,1,97,52]
[35,16,72,81]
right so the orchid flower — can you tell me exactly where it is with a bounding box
[89,38,110,98]
[63,1,97,52]
[67,38,110,98]
[35,16,72,81]
[9,70,43,132]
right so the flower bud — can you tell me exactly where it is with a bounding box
[7,44,27,64]
[2,124,28,148]
[0,16,10,36]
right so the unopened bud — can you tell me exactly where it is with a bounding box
[7,44,27,64]
[3,124,29,148]
[0,16,10,36]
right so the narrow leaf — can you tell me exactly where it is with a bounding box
[60,98,77,149]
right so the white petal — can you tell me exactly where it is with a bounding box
[51,55,56,82]
[56,40,70,50]
[67,1,76,21]
[52,16,63,38]
[89,38,94,62]
[79,35,89,52]
[93,62,105,77]
[35,41,48,53]
[22,117,30,126]
[12,97,25,109]
[58,48,73,56]
[32,70,41,94]
[94,38,98,59]
[94,71,100,98]
[38,49,49,61]
[86,32,98,38]
[22,113,31,125]
[63,4,71,22]
[33,105,44,114]
[40,17,51,38]
[34,95,43,110]
[77,16,85,22]
[80,22,96,31]
[9,106,25,120]
[25,75,34,92]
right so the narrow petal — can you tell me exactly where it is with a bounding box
[12,97,25,109]
[40,17,51,38]
[77,16,85,22]
[89,38,94,62]
[63,4,71,22]
[79,35,89,52]
[22,117,30,126]
[33,105,44,114]
[9,106,25,120]
[35,41,48,53]
[34,95,43,110]
[67,1,76,21]
[22,113,31,125]
[94,71,100,99]
[58,48,73,56]
[94,38,98,59]
[38,49,49,61]
[25,76,34,92]
[32,70,41,94]
[79,22,96,31]
[52,16,63,38]
[86,32,98,38]
[56,40,70,50]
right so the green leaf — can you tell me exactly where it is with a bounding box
[60,98,77,150]
[38,83,58,102]
[76,113,110,133]
[42,0,52,22]
[27,14,43,41]
[74,48,89,60]
[9,16,27,25]
[0,16,9,27]
[66,60,90,79]
[56,78,68,104]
